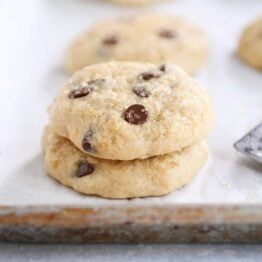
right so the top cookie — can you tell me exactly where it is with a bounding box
[64,14,207,75]
[49,61,213,160]
[238,17,262,70]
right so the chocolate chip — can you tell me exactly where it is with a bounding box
[139,72,161,81]
[159,64,166,72]
[82,129,93,152]
[158,29,177,39]
[75,160,94,177]
[102,35,118,45]
[69,87,93,99]
[133,86,150,98]
[123,104,148,125]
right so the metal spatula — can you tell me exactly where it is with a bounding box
[234,123,262,164]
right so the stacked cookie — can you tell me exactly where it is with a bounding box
[43,61,213,198]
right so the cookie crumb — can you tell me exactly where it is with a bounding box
[246,193,255,202]
[220,180,232,189]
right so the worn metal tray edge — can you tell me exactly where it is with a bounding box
[1,204,261,243]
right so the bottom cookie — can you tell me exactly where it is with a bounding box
[43,127,208,199]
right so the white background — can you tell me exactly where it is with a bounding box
[0,243,262,262]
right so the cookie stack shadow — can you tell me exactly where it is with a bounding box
[43,61,213,199]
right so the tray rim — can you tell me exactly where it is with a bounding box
[2,204,262,243]
[1,204,262,226]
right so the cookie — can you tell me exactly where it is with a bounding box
[105,0,160,5]
[43,127,208,199]
[49,61,213,160]
[64,14,207,74]
[238,17,262,70]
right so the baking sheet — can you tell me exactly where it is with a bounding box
[0,0,262,207]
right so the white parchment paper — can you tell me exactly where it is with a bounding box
[0,0,262,206]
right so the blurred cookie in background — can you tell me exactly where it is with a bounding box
[104,0,162,5]
[64,14,208,75]
[237,17,262,70]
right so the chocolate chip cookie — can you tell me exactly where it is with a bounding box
[104,0,162,5]
[64,14,208,74]
[238,17,262,70]
[49,61,213,160]
[43,127,208,199]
